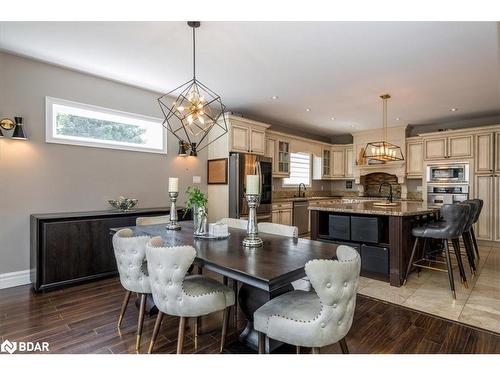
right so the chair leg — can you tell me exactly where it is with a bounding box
[470,227,480,259]
[117,290,131,328]
[176,317,187,354]
[296,346,300,354]
[463,232,477,275]
[403,237,419,285]
[451,239,468,288]
[311,347,320,354]
[220,307,230,353]
[339,338,349,354]
[443,240,456,299]
[136,293,147,352]
[197,265,203,275]
[194,317,199,350]
[148,311,164,354]
[258,332,266,354]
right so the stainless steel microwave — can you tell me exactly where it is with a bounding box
[426,163,469,183]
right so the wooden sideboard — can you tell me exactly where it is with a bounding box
[30,207,189,292]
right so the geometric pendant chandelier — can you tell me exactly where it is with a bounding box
[362,94,404,163]
[158,21,228,156]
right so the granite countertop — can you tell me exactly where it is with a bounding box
[272,196,341,203]
[308,200,439,216]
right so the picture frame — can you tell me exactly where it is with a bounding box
[207,158,228,185]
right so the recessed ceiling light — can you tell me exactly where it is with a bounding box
[330,117,335,120]
[305,108,311,112]
[272,96,279,100]
[450,108,458,112]
[396,117,400,121]
[350,125,355,128]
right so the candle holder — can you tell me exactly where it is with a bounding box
[243,194,263,247]
[165,192,181,230]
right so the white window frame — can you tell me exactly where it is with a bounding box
[282,152,312,188]
[45,96,167,154]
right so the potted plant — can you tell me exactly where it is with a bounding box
[184,186,208,235]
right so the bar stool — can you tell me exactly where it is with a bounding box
[458,200,481,275]
[404,204,470,299]
[468,199,483,261]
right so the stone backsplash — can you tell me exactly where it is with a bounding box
[361,172,402,198]
[272,190,336,199]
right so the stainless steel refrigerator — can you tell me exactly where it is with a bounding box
[229,153,272,222]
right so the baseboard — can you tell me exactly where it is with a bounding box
[0,269,31,289]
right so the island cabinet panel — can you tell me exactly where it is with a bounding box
[30,207,184,292]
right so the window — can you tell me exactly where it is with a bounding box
[282,152,311,187]
[45,97,166,154]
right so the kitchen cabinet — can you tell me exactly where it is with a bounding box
[474,174,494,240]
[424,134,472,160]
[265,137,277,173]
[475,133,494,173]
[266,138,290,177]
[496,176,500,242]
[345,147,354,178]
[272,202,293,226]
[406,139,424,177]
[496,132,500,174]
[331,148,345,178]
[322,148,332,178]
[229,119,269,155]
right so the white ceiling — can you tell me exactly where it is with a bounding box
[1,21,499,136]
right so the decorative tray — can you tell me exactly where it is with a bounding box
[193,233,231,240]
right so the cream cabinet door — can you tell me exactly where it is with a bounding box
[331,149,345,177]
[250,128,266,155]
[496,177,500,241]
[496,133,500,174]
[266,138,277,172]
[280,209,293,226]
[424,138,447,160]
[447,135,472,159]
[475,133,494,173]
[406,141,423,176]
[272,210,280,224]
[231,124,250,152]
[474,175,494,240]
[345,148,354,178]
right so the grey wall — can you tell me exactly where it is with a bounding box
[0,52,207,274]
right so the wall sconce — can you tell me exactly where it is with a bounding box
[0,117,27,140]
[178,140,189,156]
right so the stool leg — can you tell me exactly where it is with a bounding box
[194,317,199,350]
[117,290,131,328]
[403,237,419,285]
[311,347,320,354]
[258,332,266,354]
[470,227,480,260]
[220,307,230,353]
[451,239,468,288]
[463,232,477,276]
[296,346,301,354]
[176,317,187,354]
[443,240,456,299]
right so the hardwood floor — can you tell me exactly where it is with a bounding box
[1,277,499,354]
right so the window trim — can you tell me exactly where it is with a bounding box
[45,96,167,154]
[282,152,312,188]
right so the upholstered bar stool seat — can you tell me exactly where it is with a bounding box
[254,245,360,354]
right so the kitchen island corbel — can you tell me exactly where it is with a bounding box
[309,200,440,287]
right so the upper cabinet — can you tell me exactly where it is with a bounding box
[331,147,345,178]
[229,117,269,155]
[406,138,424,178]
[322,148,332,178]
[423,134,472,160]
[313,145,353,180]
[345,147,354,178]
[475,132,494,173]
[266,136,290,177]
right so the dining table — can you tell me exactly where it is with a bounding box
[109,221,339,351]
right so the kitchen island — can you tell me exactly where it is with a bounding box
[309,200,440,287]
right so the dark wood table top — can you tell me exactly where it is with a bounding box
[110,221,338,292]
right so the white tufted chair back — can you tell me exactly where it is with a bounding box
[218,217,247,230]
[136,215,170,226]
[112,228,152,294]
[304,245,361,346]
[258,222,298,238]
[146,236,196,317]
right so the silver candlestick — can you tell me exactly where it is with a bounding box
[165,192,181,230]
[243,194,263,247]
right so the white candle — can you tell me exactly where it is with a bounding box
[246,175,260,195]
[168,177,179,193]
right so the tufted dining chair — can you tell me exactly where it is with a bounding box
[257,222,310,291]
[254,245,361,354]
[146,236,235,354]
[218,217,248,230]
[136,215,170,226]
[112,228,152,352]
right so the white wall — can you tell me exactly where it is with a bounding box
[0,52,207,275]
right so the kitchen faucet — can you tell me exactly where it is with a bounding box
[298,183,306,198]
[378,182,393,203]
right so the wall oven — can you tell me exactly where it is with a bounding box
[427,184,469,206]
[426,163,469,184]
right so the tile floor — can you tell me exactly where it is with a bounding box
[357,241,500,334]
